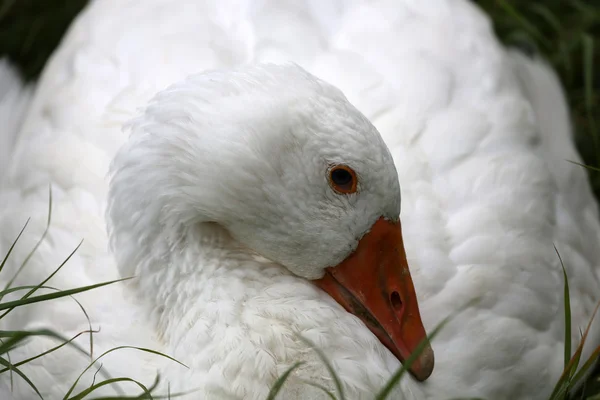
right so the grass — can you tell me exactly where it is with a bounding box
[0,0,599,398]
[474,0,600,196]
[0,195,469,400]
[1,200,598,399]
[0,190,186,399]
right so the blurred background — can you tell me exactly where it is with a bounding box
[0,0,598,398]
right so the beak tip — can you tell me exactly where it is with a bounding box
[410,344,435,382]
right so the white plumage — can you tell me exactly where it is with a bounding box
[0,60,31,182]
[1,0,599,399]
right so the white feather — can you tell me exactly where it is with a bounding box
[1,1,599,399]
[0,59,32,185]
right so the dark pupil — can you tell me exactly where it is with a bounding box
[331,169,352,186]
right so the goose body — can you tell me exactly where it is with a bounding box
[1,0,600,399]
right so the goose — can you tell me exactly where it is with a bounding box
[0,60,31,183]
[1,0,600,399]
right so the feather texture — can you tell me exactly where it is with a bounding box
[0,1,599,399]
[0,59,31,185]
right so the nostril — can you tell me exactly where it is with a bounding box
[390,291,403,311]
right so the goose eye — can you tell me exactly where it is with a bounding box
[329,165,358,194]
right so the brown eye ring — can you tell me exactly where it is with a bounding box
[328,165,358,194]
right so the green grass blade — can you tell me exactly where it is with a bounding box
[375,297,480,400]
[90,363,104,388]
[0,285,45,297]
[496,0,549,49]
[375,318,446,400]
[0,218,30,275]
[557,40,574,86]
[0,0,17,21]
[0,355,43,399]
[0,329,50,338]
[549,300,600,399]
[554,245,572,369]
[0,284,96,359]
[2,186,53,298]
[0,330,45,355]
[569,0,600,16]
[69,376,154,400]
[125,387,201,399]
[0,329,96,373]
[581,34,594,112]
[505,30,538,56]
[529,4,562,33]
[0,328,91,359]
[88,391,195,400]
[0,278,128,312]
[296,335,346,400]
[63,346,187,400]
[0,338,15,391]
[581,33,598,147]
[0,240,83,320]
[567,160,600,173]
[570,343,600,388]
[266,362,304,400]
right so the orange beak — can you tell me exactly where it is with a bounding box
[313,217,434,381]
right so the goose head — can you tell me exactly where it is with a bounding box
[108,63,434,381]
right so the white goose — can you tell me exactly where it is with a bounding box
[1,0,600,399]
